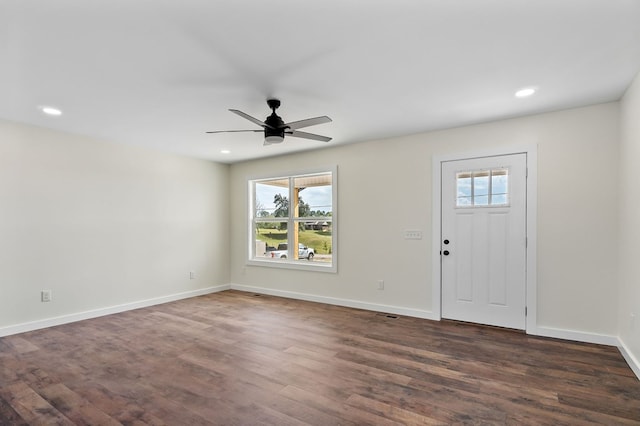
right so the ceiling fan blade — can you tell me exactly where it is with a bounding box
[206,129,262,134]
[285,116,332,130]
[288,130,332,142]
[229,109,274,129]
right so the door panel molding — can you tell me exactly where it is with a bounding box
[432,145,538,333]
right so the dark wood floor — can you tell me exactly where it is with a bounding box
[1,290,639,425]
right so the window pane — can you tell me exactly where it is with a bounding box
[491,169,508,205]
[456,173,472,206]
[474,195,489,206]
[255,179,289,218]
[473,172,489,195]
[456,168,509,207]
[255,224,287,259]
[296,220,332,263]
[473,172,489,205]
[491,193,508,205]
[293,174,333,218]
[457,196,473,206]
[291,173,333,263]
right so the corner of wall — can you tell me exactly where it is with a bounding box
[618,69,640,381]
[618,337,640,381]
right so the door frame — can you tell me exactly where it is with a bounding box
[431,145,538,333]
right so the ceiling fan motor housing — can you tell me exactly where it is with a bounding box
[264,111,287,142]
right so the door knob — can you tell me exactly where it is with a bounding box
[443,239,450,245]
[442,250,450,256]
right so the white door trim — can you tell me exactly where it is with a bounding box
[432,145,538,333]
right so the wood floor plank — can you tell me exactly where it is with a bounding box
[278,384,405,426]
[0,395,29,426]
[75,382,171,425]
[0,382,75,425]
[148,311,212,330]
[284,345,414,386]
[38,383,121,426]
[345,393,451,425]
[2,336,40,354]
[1,290,639,425]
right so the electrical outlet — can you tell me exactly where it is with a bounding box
[41,290,52,303]
[377,280,384,290]
[189,271,196,280]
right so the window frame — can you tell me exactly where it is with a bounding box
[247,166,337,273]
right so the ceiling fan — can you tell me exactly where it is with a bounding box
[207,99,332,145]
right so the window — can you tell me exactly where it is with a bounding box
[249,168,336,272]
[456,168,509,207]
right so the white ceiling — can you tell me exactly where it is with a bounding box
[2,1,640,164]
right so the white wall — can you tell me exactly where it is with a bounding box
[229,103,620,337]
[619,71,640,373]
[0,120,230,332]
[0,100,625,350]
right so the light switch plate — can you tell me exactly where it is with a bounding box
[404,230,422,240]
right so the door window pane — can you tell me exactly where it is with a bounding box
[456,173,472,206]
[491,170,509,205]
[473,171,490,206]
[456,168,509,207]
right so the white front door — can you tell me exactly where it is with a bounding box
[441,153,527,330]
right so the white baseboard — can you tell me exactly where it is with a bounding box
[618,338,640,381]
[0,284,230,338]
[230,283,438,320]
[531,326,619,346]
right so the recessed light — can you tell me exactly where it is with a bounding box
[40,106,62,116]
[515,88,537,98]
[220,150,231,154]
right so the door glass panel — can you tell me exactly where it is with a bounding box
[456,168,509,207]
[491,169,509,205]
[456,173,473,206]
[473,171,490,206]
